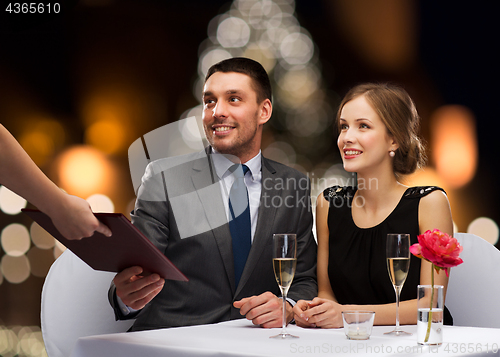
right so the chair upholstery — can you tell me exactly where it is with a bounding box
[446,232,500,328]
[41,250,134,357]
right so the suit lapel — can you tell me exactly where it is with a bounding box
[191,150,235,292]
[235,156,278,295]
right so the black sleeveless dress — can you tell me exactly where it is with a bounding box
[323,185,452,324]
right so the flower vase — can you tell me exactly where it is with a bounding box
[417,285,444,345]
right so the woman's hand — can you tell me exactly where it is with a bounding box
[293,300,316,328]
[294,297,344,329]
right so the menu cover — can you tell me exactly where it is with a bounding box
[22,209,188,281]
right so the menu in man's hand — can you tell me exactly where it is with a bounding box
[22,209,188,281]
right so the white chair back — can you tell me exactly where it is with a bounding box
[41,250,134,357]
[446,232,500,328]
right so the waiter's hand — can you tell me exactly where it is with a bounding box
[114,266,165,310]
[48,194,112,240]
[233,291,293,328]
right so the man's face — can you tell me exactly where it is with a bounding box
[202,71,271,163]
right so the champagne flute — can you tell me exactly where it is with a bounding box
[270,234,298,339]
[385,233,412,336]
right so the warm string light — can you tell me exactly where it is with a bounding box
[86,194,115,213]
[431,105,478,189]
[0,186,27,215]
[468,218,499,245]
[0,324,47,357]
[18,117,66,167]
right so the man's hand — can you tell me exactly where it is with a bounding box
[233,291,293,328]
[113,266,165,310]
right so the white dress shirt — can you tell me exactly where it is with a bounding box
[210,149,261,242]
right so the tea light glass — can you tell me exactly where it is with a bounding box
[342,311,376,340]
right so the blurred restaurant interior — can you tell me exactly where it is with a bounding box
[0,0,498,355]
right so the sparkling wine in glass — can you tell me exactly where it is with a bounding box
[270,234,298,339]
[385,233,412,336]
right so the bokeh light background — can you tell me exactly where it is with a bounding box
[0,0,498,355]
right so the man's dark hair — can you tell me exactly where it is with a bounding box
[205,57,272,103]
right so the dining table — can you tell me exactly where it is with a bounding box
[70,318,500,357]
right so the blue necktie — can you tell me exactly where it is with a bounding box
[228,164,251,287]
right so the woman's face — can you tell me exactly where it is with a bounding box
[337,94,396,174]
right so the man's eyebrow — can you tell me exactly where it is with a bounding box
[203,89,244,98]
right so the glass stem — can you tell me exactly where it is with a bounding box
[395,286,401,330]
[281,291,287,334]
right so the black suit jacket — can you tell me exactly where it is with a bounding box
[110,148,317,331]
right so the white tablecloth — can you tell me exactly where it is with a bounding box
[70,319,500,357]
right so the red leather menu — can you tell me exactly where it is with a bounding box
[22,209,188,281]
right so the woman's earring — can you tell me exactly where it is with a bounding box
[389,150,395,158]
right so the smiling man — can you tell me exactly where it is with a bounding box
[108,57,317,331]
[202,63,271,163]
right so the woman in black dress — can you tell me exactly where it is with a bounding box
[293,83,453,328]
